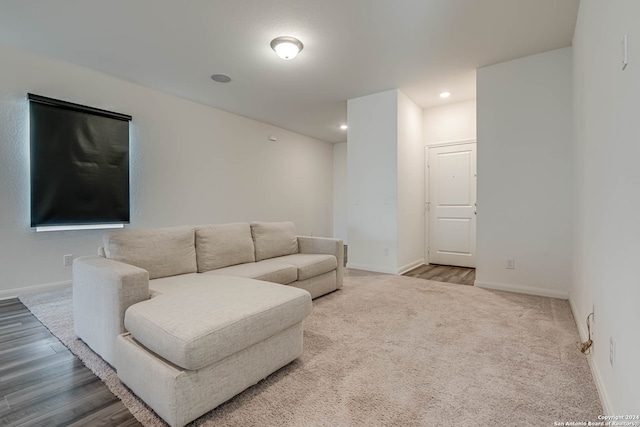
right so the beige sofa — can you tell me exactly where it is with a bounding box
[72,221,343,427]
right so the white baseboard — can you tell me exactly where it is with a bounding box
[569,297,613,415]
[347,259,424,276]
[0,280,72,301]
[398,259,424,275]
[474,280,569,299]
[346,262,397,275]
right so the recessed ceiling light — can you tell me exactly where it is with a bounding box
[211,74,231,83]
[439,92,451,98]
[270,36,304,60]
[340,124,348,130]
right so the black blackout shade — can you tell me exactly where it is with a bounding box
[29,94,131,228]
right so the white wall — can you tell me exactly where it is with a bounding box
[332,142,348,243]
[476,47,573,299]
[571,0,640,414]
[423,99,476,145]
[0,43,334,298]
[347,90,399,273]
[346,89,424,274]
[397,91,425,273]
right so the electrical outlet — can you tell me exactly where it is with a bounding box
[506,258,515,269]
[610,337,615,367]
[63,254,73,267]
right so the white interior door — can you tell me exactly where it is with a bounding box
[428,143,477,267]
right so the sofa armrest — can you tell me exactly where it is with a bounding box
[297,236,344,289]
[72,255,149,367]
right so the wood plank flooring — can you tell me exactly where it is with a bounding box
[403,264,476,286]
[0,298,140,427]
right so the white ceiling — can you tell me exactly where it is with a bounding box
[0,0,579,143]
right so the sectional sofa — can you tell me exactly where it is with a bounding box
[72,221,343,426]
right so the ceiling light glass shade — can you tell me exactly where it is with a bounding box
[271,36,303,60]
[440,92,451,98]
[274,42,299,59]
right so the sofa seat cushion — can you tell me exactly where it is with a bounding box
[203,262,297,285]
[104,226,197,280]
[148,273,201,297]
[124,275,312,371]
[262,254,337,281]
[250,221,298,261]
[195,223,255,272]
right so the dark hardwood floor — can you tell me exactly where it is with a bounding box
[403,264,476,286]
[0,298,140,427]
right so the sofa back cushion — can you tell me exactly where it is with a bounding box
[250,221,298,261]
[103,226,197,279]
[195,223,256,272]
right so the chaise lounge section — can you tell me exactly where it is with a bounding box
[117,275,311,427]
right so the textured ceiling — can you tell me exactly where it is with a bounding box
[0,0,579,143]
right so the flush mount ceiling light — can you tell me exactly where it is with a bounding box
[439,91,451,98]
[340,124,348,130]
[270,36,304,60]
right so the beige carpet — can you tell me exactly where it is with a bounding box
[19,272,602,426]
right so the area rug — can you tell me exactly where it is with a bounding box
[19,273,602,426]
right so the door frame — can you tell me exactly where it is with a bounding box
[424,139,477,265]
